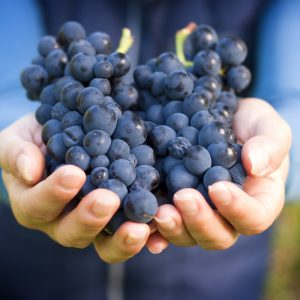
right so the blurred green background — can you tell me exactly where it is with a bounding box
[264,202,300,300]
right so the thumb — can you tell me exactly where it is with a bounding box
[0,132,45,185]
[242,125,291,177]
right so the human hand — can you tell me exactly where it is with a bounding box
[154,98,291,249]
[0,114,168,263]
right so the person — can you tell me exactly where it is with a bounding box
[0,0,298,299]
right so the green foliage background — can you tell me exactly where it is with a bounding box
[264,202,300,300]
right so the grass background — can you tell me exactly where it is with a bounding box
[264,202,300,300]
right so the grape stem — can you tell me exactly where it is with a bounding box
[116,28,134,54]
[176,22,197,68]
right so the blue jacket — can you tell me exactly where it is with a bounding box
[0,0,299,299]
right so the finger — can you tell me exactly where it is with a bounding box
[4,165,86,226]
[146,232,169,254]
[173,189,238,250]
[49,189,120,248]
[0,117,44,184]
[234,99,292,177]
[155,204,196,246]
[208,175,285,235]
[94,222,150,263]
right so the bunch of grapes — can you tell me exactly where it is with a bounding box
[133,23,250,208]
[20,21,250,234]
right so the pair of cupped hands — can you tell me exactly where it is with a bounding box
[0,98,291,263]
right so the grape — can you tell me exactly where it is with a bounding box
[162,100,183,120]
[113,115,147,148]
[183,145,212,176]
[94,60,114,79]
[108,52,131,77]
[131,165,160,191]
[130,145,155,166]
[109,159,136,187]
[165,113,189,132]
[90,167,109,186]
[67,39,96,58]
[51,102,69,121]
[114,84,138,110]
[38,35,59,57]
[182,91,209,117]
[83,130,111,156]
[65,146,91,171]
[229,163,247,185]
[47,133,67,162]
[203,166,232,189]
[20,65,48,94]
[133,65,153,89]
[198,122,229,147]
[164,70,194,99]
[62,126,84,147]
[177,126,198,145]
[45,49,68,77]
[87,31,112,54]
[216,36,247,66]
[60,81,83,110]
[107,139,130,161]
[35,104,53,125]
[168,137,192,158]
[149,125,176,156]
[100,179,128,202]
[57,21,86,48]
[42,119,62,144]
[190,110,214,130]
[227,65,251,91]
[166,163,199,194]
[146,104,164,125]
[190,25,218,52]
[61,111,83,129]
[90,155,110,169]
[69,53,97,82]
[123,189,158,223]
[40,84,57,105]
[150,72,167,96]
[193,50,221,77]
[156,52,184,75]
[83,104,117,135]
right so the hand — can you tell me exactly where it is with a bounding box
[0,114,168,263]
[155,98,291,249]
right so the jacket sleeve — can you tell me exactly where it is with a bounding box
[0,0,44,202]
[253,0,300,201]
[0,0,45,130]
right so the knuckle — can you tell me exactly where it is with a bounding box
[241,224,268,236]
[201,236,237,250]
[57,235,89,249]
[77,212,104,232]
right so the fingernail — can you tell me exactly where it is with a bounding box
[148,242,168,254]
[209,182,232,206]
[155,216,176,231]
[91,198,116,218]
[60,169,82,190]
[173,192,199,216]
[249,148,269,176]
[16,154,33,182]
[126,228,148,246]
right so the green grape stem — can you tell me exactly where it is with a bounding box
[176,22,197,68]
[116,28,134,54]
